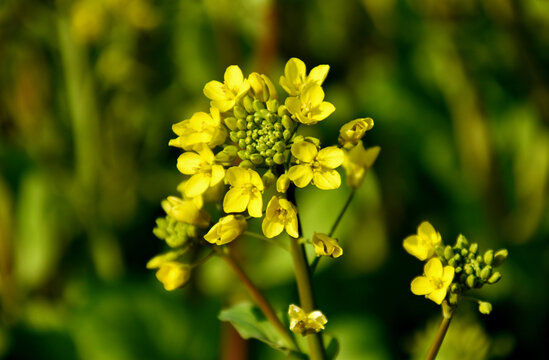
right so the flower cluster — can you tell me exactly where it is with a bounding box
[148,57,378,294]
[404,222,507,314]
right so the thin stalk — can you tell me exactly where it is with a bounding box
[425,302,454,360]
[218,249,298,352]
[311,189,356,272]
[287,186,327,360]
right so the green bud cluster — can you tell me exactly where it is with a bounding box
[153,215,197,248]
[224,95,293,168]
[436,234,507,306]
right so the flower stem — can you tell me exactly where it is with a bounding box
[218,249,299,352]
[425,302,454,360]
[287,186,327,360]
[311,189,356,272]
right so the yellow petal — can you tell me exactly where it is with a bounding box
[313,169,341,190]
[291,141,318,163]
[428,289,447,305]
[203,80,226,101]
[307,64,329,84]
[223,187,250,213]
[210,165,226,186]
[285,96,302,116]
[411,276,435,295]
[225,166,249,186]
[288,164,314,188]
[176,152,202,174]
[313,101,335,120]
[212,99,234,112]
[316,146,344,169]
[184,173,211,198]
[247,193,263,218]
[224,65,244,91]
[262,217,284,238]
[301,84,324,106]
[285,217,299,238]
[285,58,306,86]
[418,221,441,246]
[442,266,455,285]
[424,258,443,279]
[403,235,429,261]
[276,173,290,193]
[249,169,264,191]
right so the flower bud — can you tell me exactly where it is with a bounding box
[456,234,469,248]
[234,105,247,119]
[466,274,477,288]
[204,214,247,245]
[262,170,275,187]
[488,272,502,284]
[469,243,478,255]
[253,99,266,112]
[444,245,454,260]
[464,264,474,275]
[478,301,492,315]
[224,117,238,130]
[492,249,508,267]
[273,153,286,164]
[480,265,492,281]
[239,160,253,169]
[242,96,254,113]
[483,249,494,265]
[266,99,279,113]
[250,154,264,165]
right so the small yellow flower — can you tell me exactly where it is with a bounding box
[248,72,278,102]
[203,65,250,112]
[155,261,191,291]
[342,143,380,188]
[403,221,442,261]
[288,304,327,335]
[169,108,227,151]
[262,196,299,238]
[288,140,344,190]
[285,83,335,125]
[411,258,455,305]
[204,215,247,245]
[161,196,210,228]
[223,167,264,218]
[146,250,182,269]
[177,145,225,198]
[279,57,330,96]
[312,233,343,258]
[338,118,374,149]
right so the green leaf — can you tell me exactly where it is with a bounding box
[219,303,303,357]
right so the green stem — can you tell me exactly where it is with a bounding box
[311,189,356,272]
[425,302,454,360]
[217,249,299,352]
[287,186,327,360]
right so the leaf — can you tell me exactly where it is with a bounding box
[219,303,302,357]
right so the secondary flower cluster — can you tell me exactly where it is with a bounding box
[404,222,507,314]
[148,58,379,291]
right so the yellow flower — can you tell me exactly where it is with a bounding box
[161,196,210,228]
[155,261,191,291]
[342,143,380,188]
[276,173,290,193]
[248,72,278,102]
[312,233,343,258]
[203,65,250,112]
[338,118,374,149]
[169,108,227,151]
[403,221,442,261]
[223,167,264,218]
[411,258,454,305]
[288,304,327,335]
[177,145,225,198]
[288,140,344,190]
[262,196,299,238]
[279,57,330,96]
[204,215,247,245]
[285,83,335,125]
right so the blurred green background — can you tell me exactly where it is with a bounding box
[1,0,548,359]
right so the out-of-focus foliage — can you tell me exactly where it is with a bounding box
[0,0,548,359]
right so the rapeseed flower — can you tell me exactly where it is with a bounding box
[203,65,250,112]
[177,145,225,198]
[342,143,380,188]
[223,167,264,217]
[411,258,454,305]
[338,118,374,149]
[161,196,210,228]
[285,83,335,125]
[312,233,343,258]
[288,140,344,189]
[288,304,327,335]
[279,57,329,96]
[262,196,299,238]
[204,215,247,245]
[169,107,227,151]
[403,221,442,261]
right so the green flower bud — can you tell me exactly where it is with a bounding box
[246,144,255,153]
[469,243,478,255]
[237,150,248,160]
[239,160,253,169]
[246,114,254,123]
[281,115,293,130]
[229,132,239,143]
[235,130,245,139]
[493,249,508,267]
[283,129,292,140]
[262,170,276,187]
[480,265,492,281]
[466,274,477,288]
[224,117,238,131]
[266,149,275,158]
[461,248,468,257]
[273,153,286,164]
[450,283,460,293]
[488,272,502,284]
[484,250,494,265]
[274,141,286,153]
[265,157,274,166]
[274,123,284,132]
[464,264,474,275]
[215,145,238,163]
[448,258,456,267]
[247,122,255,130]
[266,99,279,113]
[278,104,290,117]
[449,293,459,305]
[478,301,492,315]
[476,255,483,263]
[243,96,254,113]
[453,254,461,262]
[456,234,469,248]
[236,119,247,130]
[238,139,247,149]
[250,154,264,165]
[234,105,247,119]
[454,266,462,274]
[259,109,270,118]
[253,99,266,112]
[444,245,454,260]
[256,143,267,152]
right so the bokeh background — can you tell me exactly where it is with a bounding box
[1,0,548,359]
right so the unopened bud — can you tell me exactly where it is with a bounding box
[444,245,454,260]
[262,170,275,187]
[266,99,279,113]
[484,250,494,265]
[224,117,238,130]
[480,265,492,281]
[234,105,247,119]
[478,301,492,315]
[239,160,253,169]
[242,96,254,113]
[469,243,478,255]
[488,272,502,284]
[466,274,477,288]
[493,249,508,267]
